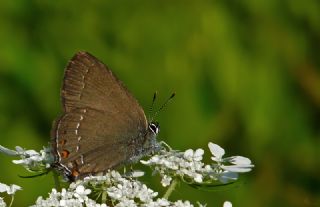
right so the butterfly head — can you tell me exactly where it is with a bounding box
[139,121,160,156]
[148,121,160,135]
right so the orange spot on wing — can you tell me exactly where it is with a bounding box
[60,150,70,158]
[58,139,67,145]
[72,169,80,178]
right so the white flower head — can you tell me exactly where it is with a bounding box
[5,145,54,173]
[32,170,205,207]
[161,175,172,187]
[0,183,22,195]
[142,142,254,188]
[193,173,203,183]
[223,201,232,207]
[0,142,254,206]
[184,149,194,161]
[32,185,96,207]
[0,182,22,207]
[208,143,254,173]
[74,185,91,202]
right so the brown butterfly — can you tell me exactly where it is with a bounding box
[51,51,162,181]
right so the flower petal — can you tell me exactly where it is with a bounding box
[184,149,194,160]
[130,170,145,178]
[229,156,252,165]
[194,149,204,157]
[194,174,203,183]
[194,149,204,161]
[7,184,22,194]
[208,142,225,160]
[221,165,253,173]
[218,171,238,183]
[0,183,9,193]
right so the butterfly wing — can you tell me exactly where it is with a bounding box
[51,52,148,180]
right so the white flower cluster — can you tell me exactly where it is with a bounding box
[0,145,53,173]
[0,142,250,206]
[141,142,254,187]
[32,185,104,207]
[0,183,21,195]
[208,143,254,183]
[0,182,22,207]
[104,172,199,207]
[32,171,204,207]
[12,146,53,172]
[79,171,203,207]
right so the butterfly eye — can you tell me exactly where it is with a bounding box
[149,122,159,134]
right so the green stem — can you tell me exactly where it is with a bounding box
[9,195,14,207]
[52,171,61,191]
[101,191,107,204]
[163,179,178,199]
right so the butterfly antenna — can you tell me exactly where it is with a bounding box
[148,91,157,120]
[152,92,175,120]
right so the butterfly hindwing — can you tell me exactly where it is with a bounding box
[51,52,148,180]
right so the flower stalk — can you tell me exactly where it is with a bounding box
[52,171,61,191]
[163,178,178,200]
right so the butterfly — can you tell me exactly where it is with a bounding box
[51,51,164,181]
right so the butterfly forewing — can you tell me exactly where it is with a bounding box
[51,52,148,180]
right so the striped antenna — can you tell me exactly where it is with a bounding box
[151,92,175,121]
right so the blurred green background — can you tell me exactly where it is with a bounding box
[0,0,319,206]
